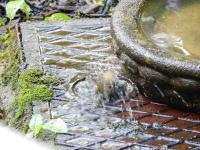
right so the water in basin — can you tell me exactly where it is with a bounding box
[141,0,200,57]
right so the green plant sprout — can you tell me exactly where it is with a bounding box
[27,114,68,138]
[6,0,31,20]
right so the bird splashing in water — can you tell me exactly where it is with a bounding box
[97,70,137,106]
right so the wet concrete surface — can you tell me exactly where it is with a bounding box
[20,19,200,150]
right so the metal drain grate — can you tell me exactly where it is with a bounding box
[112,96,200,149]
[20,19,200,150]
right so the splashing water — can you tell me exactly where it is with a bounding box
[37,22,142,138]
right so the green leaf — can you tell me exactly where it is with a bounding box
[6,0,31,20]
[27,114,44,138]
[45,13,71,22]
[27,114,67,138]
[0,17,4,26]
[43,118,68,133]
[97,0,104,6]
[4,33,9,41]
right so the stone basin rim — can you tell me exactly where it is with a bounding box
[111,0,200,80]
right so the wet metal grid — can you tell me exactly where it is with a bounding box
[20,19,200,150]
[111,96,200,149]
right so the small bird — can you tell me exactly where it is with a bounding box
[97,70,136,106]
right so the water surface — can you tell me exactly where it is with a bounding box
[141,0,200,57]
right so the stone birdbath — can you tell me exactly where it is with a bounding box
[111,0,200,111]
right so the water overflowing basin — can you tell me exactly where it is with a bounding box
[111,0,200,111]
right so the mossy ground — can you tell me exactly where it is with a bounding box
[0,28,21,90]
[0,28,20,121]
[0,27,59,132]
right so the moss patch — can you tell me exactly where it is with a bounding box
[14,69,59,120]
[6,69,59,132]
[0,28,21,90]
[0,52,7,61]
[0,27,60,134]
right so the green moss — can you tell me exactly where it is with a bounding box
[0,28,60,133]
[22,119,31,133]
[0,28,21,90]
[0,52,7,61]
[14,69,59,120]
